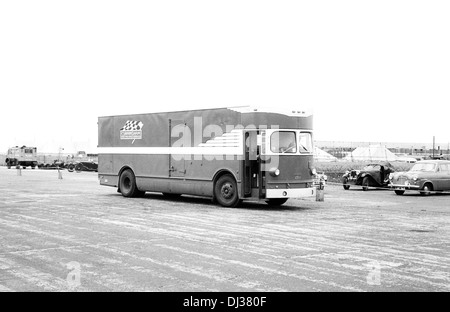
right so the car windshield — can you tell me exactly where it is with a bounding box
[411,163,436,172]
[363,165,380,171]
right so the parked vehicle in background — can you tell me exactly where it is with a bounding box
[389,160,450,195]
[38,160,66,170]
[395,153,417,163]
[342,161,395,191]
[5,146,38,169]
[67,161,98,173]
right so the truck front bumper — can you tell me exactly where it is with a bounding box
[266,187,316,199]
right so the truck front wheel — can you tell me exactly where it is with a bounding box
[119,169,145,198]
[214,174,240,207]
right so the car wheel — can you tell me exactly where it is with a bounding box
[420,183,432,196]
[394,190,405,195]
[362,177,370,191]
[119,169,144,198]
[214,174,240,207]
[343,178,350,190]
[265,198,289,206]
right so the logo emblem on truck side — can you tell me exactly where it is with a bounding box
[120,120,143,143]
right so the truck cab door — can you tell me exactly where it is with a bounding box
[243,130,260,197]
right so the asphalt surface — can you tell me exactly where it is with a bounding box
[0,167,449,292]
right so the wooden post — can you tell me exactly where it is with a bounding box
[316,180,325,201]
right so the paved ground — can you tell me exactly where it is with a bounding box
[0,167,449,292]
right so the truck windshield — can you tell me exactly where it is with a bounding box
[298,132,312,153]
[270,131,297,153]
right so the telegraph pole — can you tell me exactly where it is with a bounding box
[433,136,435,158]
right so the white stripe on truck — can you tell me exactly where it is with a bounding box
[97,146,243,155]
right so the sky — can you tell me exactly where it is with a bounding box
[1,0,449,153]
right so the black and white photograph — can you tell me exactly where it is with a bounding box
[0,0,449,299]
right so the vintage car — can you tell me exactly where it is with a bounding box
[67,161,98,173]
[342,162,395,191]
[389,160,450,195]
[38,160,65,170]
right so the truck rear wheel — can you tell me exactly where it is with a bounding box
[119,169,145,198]
[214,174,240,207]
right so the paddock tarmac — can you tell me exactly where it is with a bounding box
[0,167,449,291]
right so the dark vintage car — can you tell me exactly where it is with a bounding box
[389,160,450,195]
[342,162,395,191]
[67,161,98,173]
[38,160,65,170]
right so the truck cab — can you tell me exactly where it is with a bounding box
[5,146,38,169]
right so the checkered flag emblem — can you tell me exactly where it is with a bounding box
[121,120,143,131]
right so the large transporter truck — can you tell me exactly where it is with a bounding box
[98,106,317,207]
[5,146,38,169]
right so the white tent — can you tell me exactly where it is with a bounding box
[343,144,398,162]
[314,146,338,162]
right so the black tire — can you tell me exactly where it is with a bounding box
[394,190,405,195]
[420,183,432,196]
[7,165,11,169]
[214,174,240,207]
[362,177,370,191]
[119,169,145,198]
[343,178,350,190]
[265,198,289,206]
[75,165,82,173]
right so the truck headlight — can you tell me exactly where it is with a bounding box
[311,168,317,176]
[269,168,280,177]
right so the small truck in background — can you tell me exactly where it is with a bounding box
[5,146,38,169]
